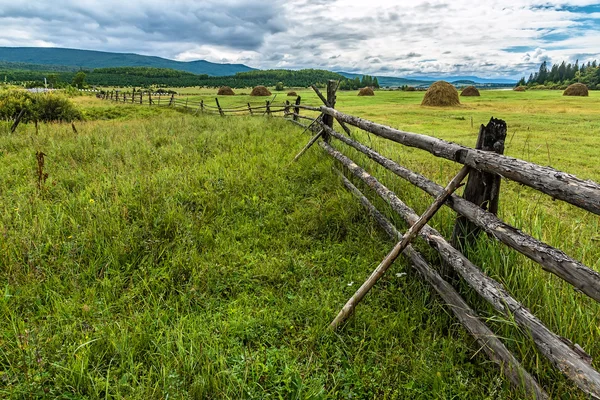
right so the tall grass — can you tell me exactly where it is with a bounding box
[1,89,598,398]
[0,114,516,398]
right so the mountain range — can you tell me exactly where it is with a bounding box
[0,47,254,76]
[0,47,516,85]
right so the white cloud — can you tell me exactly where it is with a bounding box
[0,0,599,78]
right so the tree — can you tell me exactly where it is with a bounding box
[46,73,60,88]
[72,71,86,89]
[536,61,548,84]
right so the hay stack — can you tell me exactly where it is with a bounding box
[358,87,375,96]
[460,86,480,96]
[421,81,460,106]
[563,83,589,96]
[217,86,235,95]
[250,86,272,96]
[513,86,526,92]
[287,91,297,97]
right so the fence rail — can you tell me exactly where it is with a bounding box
[100,82,600,398]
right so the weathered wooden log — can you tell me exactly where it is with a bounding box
[266,101,271,116]
[215,98,224,117]
[294,96,301,121]
[339,172,548,399]
[288,119,309,129]
[319,106,600,215]
[330,165,469,329]
[326,126,600,303]
[311,83,352,137]
[453,118,506,251]
[292,129,324,163]
[319,141,600,398]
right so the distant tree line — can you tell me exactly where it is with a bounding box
[517,60,600,89]
[1,66,382,91]
[338,75,380,90]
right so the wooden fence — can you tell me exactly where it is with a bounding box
[103,82,600,398]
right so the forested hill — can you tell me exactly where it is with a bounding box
[0,47,254,76]
[1,66,356,88]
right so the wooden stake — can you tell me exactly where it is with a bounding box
[247,102,253,115]
[338,171,548,399]
[292,129,324,163]
[293,96,301,121]
[11,108,26,133]
[215,98,224,116]
[330,165,470,329]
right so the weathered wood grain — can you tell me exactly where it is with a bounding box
[325,126,600,303]
[319,106,600,215]
[339,172,548,399]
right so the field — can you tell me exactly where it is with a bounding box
[1,89,599,398]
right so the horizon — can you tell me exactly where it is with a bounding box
[1,1,599,80]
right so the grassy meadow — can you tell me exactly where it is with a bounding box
[0,88,599,398]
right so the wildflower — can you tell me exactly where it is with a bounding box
[396,272,407,278]
[89,199,95,204]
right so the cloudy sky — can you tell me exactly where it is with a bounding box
[1,0,599,79]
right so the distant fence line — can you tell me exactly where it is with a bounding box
[103,81,600,398]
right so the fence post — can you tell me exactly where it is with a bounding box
[285,100,290,117]
[322,80,337,141]
[215,98,224,116]
[294,96,301,121]
[247,102,253,115]
[132,89,135,103]
[148,92,152,106]
[451,117,507,251]
[201,100,204,113]
[169,93,174,106]
[266,100,271,116]
[140,91,143,105]
[123,93,126,102]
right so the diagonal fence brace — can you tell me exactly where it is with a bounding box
[330,165,470,329]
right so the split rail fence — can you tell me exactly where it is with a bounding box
[104,82,600,399]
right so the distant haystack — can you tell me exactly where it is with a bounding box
[421,81,460,106]
[287,91,298,97]
[217,86,235,95]
[250,86,272,96]
[358,87,375,96]
[460,86,480,97]
[563,83,589,96]
[513,86,526,92]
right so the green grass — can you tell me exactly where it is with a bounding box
[1,90,599,398]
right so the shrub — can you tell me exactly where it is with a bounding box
[0,90,81,123]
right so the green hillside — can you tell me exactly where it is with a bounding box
[1,66,348,88]
[0,47,254,76]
